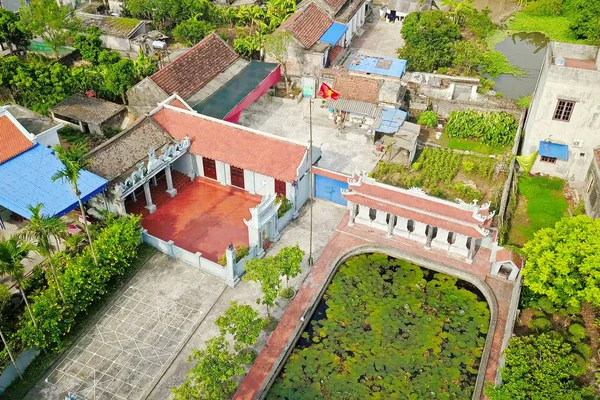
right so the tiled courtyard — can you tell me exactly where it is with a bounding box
[32,252,228,400]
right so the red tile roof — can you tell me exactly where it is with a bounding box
[166,97,192,111]
[323,0,347,13]
[334,74,380,104]
[0,116,33,164]
[280,3,332,49]
[151,107,307,182]
[495,248,523,269]
[343,177,493,238]
[150,33,239,100]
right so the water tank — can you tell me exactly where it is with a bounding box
[152,41,167,50]
[554,57,566,67]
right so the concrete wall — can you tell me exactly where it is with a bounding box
[267,40,327,77]
[523,44,600,187]
[126,77,169,117]
[35,126,61,148]
[0,348,40,394]
[583,159,600,219]
[172,153,196,177]
[244,170,276,196]
[344,2,367,44]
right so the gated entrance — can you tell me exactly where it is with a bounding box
[314,170,348,206]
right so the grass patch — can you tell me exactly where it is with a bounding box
[508,175,569,246]
[0,244,156,400]
[485,29,509,48]
[506,13,587,44]
[447,137,510,155]
[105,17,141,35]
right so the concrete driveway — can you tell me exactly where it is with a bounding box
[349,7,405,59]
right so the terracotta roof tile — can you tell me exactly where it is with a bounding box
[323,0,347,13]
[150,33,239,100]
[0,116,33,164]
[281,3,332,49]
[334,74,380,104]
[152,108,307,182]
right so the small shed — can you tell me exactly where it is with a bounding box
[51,94,127,136]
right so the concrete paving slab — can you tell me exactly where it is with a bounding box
[350,9,405,59]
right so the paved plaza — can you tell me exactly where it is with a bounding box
[29,253,227,400]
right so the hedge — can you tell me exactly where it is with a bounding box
[18,215,142,350]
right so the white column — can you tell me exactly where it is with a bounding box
[394,216,410,238]
[424,226,435,250]
[165,165,177,197]
[467,238,477,263]
[373,210,388,232]
[152,175,158,186]
[348,201,356,226]
[431,228,451,251]
[386,215,395,238]
[450,234,469,257]
[143,181,156,214]
[411,221,428,243]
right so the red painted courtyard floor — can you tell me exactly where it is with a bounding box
[234,212,514,400]
[129,174,261,262]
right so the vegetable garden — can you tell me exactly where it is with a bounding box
[445,110,518,147]
[268,253,490,399]
[371,147,504,204]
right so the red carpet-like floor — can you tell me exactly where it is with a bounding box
[129,174,261,262]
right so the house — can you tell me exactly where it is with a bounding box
[0,109,107,220]
[275,0,369,76]
[127,33,280,122]
[87,96,318,285]
[1,105,61,148]
[522,42,600,188]
[77,12,150,58]
[51,94,128,136]
[386,0,433,21]
[325,74,382,131]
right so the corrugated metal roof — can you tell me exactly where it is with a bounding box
[325,99,382,118]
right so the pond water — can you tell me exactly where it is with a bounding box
[490,32,549,99]
[267,253,490,399]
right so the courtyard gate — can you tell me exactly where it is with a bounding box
[314,168,348,206]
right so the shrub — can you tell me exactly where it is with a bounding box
[574,342,592,359]
[417,110,438,128]
[454,183,483,202]
[525,0,563,16]
[536,296,557,314]
[218,244,250,266]
[461,160,475,173]
[445,110,518,147]
[275,195,292,218]
[477,78,495,94]
[530,317,551,331]
[18,215,142,350]
[517,95,532,108]
[568,324,586,342]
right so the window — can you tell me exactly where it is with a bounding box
[275,179,286,197]
[553,100,575,121]
[540,156,557,163]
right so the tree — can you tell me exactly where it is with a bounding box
[0,284,22,379]
[19,0,81,60]
[73,26,103,63]
[264,31,292,92]
[417,110,439,128]
[440,0,475,25]
[0,9,31,54]
[569,0,600,43]
[52,144,98,267]
[398,11,461,72]
[274,245,304,295]
[452,40,485,76]
[172,18,215,46]
[133,50,158,80]
[103,58,135,104]
[0,236,37,327]
[486,334,593,399]
[215,301,264,354]
[22,203,66,302]
[244,255,281,316]
[522,215,600,308]
[171,335,244,400]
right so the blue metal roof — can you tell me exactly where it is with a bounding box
[318,22,348,45]
[0,145,108,218]
[376,107,408,133]
[348,54,407,78]
[539,141,568,160]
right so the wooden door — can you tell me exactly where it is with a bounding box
[275,179,286,197]
[203,157,217,180]
[230,166,245,188]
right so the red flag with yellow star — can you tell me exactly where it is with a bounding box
[317,82,340,100]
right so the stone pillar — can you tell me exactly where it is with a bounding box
[411,221,428,243]
[165,165,178,197]
[470,85,478,101]
[424,225,434,250]
[386,215,395,238]
[466,238,477,263]
[188,153,196,181]
[431,228,451,251]
[394,216,409,238]
[348,201,356,226]
[450,234,470,257]
[152,175,158,187]
[118,197,127,216]
[143,181,156,214]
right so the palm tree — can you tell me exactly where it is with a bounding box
[0,237,37,327]
[51,144,98,267]
[0,284,22,379]
[22,204,66,302]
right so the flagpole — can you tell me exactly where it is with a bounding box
[308,96,314,267]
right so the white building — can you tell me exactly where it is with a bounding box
[0,105,61,148]
[523,42,600,188]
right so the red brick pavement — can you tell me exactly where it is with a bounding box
[234,212,515,400]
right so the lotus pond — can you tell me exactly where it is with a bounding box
[268,254,490,399]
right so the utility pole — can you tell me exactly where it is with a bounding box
[308,97,314,267]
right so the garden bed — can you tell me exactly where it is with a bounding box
[371,147,506,204]
[268,253,490,399]
[507,175,569,247]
